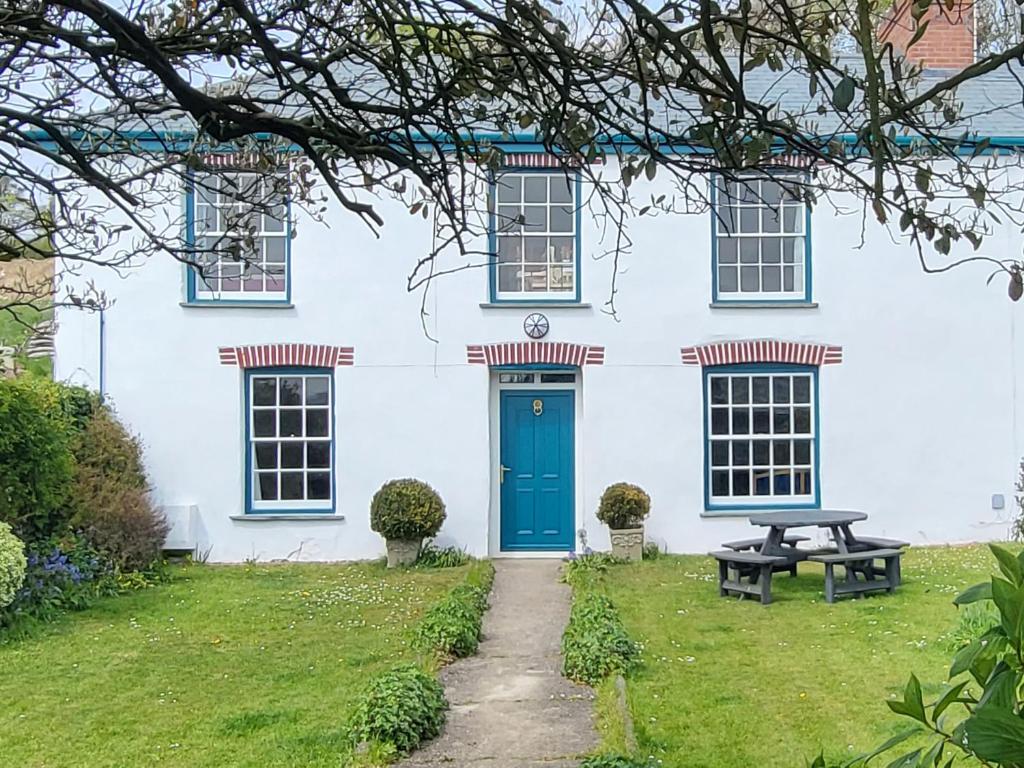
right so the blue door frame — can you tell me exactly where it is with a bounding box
[499,390,575,551]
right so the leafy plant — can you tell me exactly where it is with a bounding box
[580,754,654,768]
[845,544,1024,767]
[0,377,75,540]
[348,663,447,754]
[597,483,651,531]
[416,543,470,568]
[563,591,639,685]
[942,600,1001,651]
[370,479,446,541]
[0,522,26,608]
[415,562,494,658]
[563,553,625,588]
[68,407,168,571]
[642,541,662,560]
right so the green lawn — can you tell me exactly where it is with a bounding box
[599,544,1000,767]
[0,561,468,767]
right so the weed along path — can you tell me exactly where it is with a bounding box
[401,559,598,767]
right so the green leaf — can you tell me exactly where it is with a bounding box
[914,167,931,194]
[991,576,1024,648]
[961,708,1024,763]
[932,680,969,722]
[954,581,992,605]
[887,675,928,725]
[847,728,920,764]
[990,544,1022,585]
[949,638,984,678]
[833,76,856,111]
[884,749,921,768]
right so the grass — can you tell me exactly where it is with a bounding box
[0,560,471,767]
[595,544,1001,768]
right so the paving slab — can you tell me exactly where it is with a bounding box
[398,559,597,767]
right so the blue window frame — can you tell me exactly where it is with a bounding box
[245,367,335,514]
[711,174,811,303]
[488,170,582,303]
[184,172,292,305]
[703,364,820,512]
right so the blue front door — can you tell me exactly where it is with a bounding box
[500,390,574,551]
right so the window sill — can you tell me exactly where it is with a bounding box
[701,505,820,518]
[181,301,294,309]
[230,514,344,522]
[709,301,818,309]
[480,302,591,309]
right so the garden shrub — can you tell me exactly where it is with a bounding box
[596,483,651,530]
[68,407,168,571]
[0,522,26,608]
[416,542,470,568]
[563,591,639,685]
[416,561,494,658]
[0,533,112,632]
[580,754,653,768]
[370,479,446,541]
[348,663,447,754]
[0,377,75,540]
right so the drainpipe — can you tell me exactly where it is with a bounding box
[98,306,106,403]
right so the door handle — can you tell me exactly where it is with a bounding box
[499,464,511,484]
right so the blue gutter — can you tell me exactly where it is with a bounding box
[18,128,1024,155]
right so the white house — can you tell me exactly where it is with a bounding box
[53,19,1024,562]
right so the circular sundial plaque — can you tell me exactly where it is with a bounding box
[523,313,550,339]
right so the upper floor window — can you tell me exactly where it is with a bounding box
[187,172,289,303]
[247,368,333,513]
[491,171,579,302]
[705,366,818,510]
[713,175,809,303]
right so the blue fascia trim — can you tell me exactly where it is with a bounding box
[710,171,812,303]
[701,363,821,511]
[24,126,1024,156]
[487,168,582,305]
[243,366,336,516]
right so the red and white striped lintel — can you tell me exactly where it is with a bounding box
[218,344,354,369]
[680,340,843,367]
[467,342,605,367]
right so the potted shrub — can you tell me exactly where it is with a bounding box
[597,482,651,561]
[370,479,446,567]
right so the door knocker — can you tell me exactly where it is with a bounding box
[532,399,543,416]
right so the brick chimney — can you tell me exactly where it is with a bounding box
[878,0,975,68]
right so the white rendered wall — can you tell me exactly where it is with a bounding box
[55,159,1024,561]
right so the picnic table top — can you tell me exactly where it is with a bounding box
[749,509,868,528]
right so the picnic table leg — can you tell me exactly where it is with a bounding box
[823,562,835,603]
[885,556,899,593]
[759,564,773,605]
[759,526,785,557]
[718,559,728,597]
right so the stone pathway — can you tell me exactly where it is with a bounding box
[401,559,598,768]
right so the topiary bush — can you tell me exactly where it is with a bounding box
[596,483,651,530]
[0,378,75,540]
[68,408,168,571]
[562,591,640,685]
[348,663,447,754]
[370,479,446,541]
[0,522,26,609]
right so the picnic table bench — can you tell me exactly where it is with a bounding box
[712,510,910,604]
[710,550,787,605]
[807,548,903,603]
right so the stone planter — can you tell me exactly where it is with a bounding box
[609,526,644,562]
[385,538,422,568]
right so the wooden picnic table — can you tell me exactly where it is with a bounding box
[749,509,869,559]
